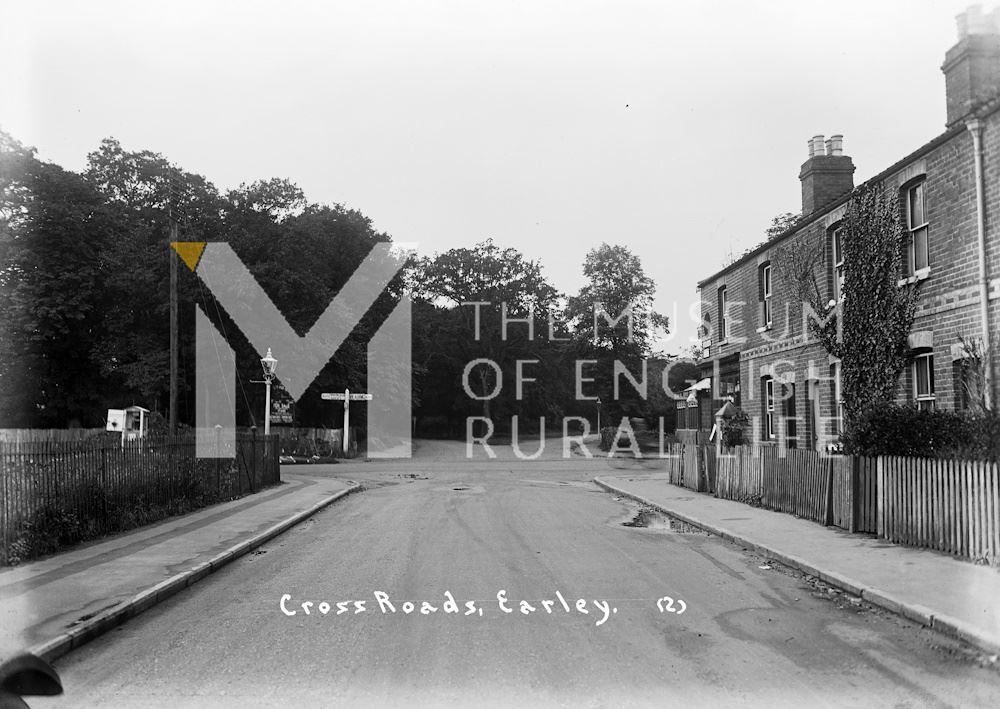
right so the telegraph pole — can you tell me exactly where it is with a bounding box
[169,209,179,436]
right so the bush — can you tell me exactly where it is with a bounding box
[843,405,1000,461]
[6,504,83,565]
[599,426,618,451]
[720,410,751,448]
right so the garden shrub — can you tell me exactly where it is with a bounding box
[842,405,999,462]
[720,410,751,448]
[6,504,83,565]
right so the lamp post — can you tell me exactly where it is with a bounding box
[596,397,602,432]
[260,348,277,436]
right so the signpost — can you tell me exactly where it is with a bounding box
[321,389,373,454]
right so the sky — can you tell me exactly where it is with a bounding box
[0,0,979,353]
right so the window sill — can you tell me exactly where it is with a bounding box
[755,325,772,334]
[898,268,931,286]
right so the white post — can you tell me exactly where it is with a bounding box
[343,388,350,454]
[264,380,272,436]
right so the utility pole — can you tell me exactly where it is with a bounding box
[169,214,179,436]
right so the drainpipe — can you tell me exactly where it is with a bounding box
[967,118,994,410]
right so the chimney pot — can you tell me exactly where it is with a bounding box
[957,4,1000,37]
[809,135,825,157]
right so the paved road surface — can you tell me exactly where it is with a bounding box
[36,443,1000,708]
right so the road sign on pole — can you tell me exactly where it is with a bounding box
[321,389,373,453]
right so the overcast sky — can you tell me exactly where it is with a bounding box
[0,0,977,353]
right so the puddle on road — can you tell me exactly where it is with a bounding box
[621,507,708,534]
[360,480,401,490]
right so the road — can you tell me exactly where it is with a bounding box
[37,441,1000,708]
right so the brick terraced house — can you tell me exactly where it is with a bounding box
[691,6,1000,450]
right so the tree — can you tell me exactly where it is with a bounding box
[411,239,565,431]
[566,244,668,355]
[84,138,224,416]
[226,178,306,223]
[0,132,122,425]
[239,203,401,428]
[1,131,407,431]
[766,212,799,240]
[414,238,559,313]
[565,244,669,423]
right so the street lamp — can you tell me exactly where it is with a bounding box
[260,348,277,436]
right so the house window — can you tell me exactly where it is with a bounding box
[784,383,797,449]
[763,376,775,441]
[913,353,935,411]
[831,226,845,301]
[830,362,843,436]
[760,263,772,327]
[955,356,984,411]
[717,286,727,341]
[905,181,929,276]
[719,371,741,406]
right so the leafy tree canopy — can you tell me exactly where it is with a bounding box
[567,243,668,356]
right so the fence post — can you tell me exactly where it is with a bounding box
[823,455,834,526]
[876,456,885,538]
[849,456,859,533]
[252,427,258,493]
[100,444,107,520]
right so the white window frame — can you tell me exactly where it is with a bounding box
[764,377,775,440]
[913,353,935,411]
[718,286,728,341]
[832,226,845,302]
[830,362,843,436]
[906,182,929,277]
[762,264,772,327]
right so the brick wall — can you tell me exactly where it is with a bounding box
[697,108,1000,447]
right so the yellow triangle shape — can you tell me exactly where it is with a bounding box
[171,242,206,272]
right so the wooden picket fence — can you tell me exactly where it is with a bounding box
[699,444,997,564]
[878,456,1000,565]
[662,443,685,486]
[0,432,280,564]
[715,446,763,505]
[760,448,831,524]
[713,445,877,532]
[682,444,700,491]
[854,457,878,533]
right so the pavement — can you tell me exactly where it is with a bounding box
[0,472,359,664]
[596,471,1000,656]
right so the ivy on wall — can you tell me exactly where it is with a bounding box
[780,184,920,438]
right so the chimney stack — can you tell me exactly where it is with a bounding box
[942,5,1000,127]
[799,134,855,215]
